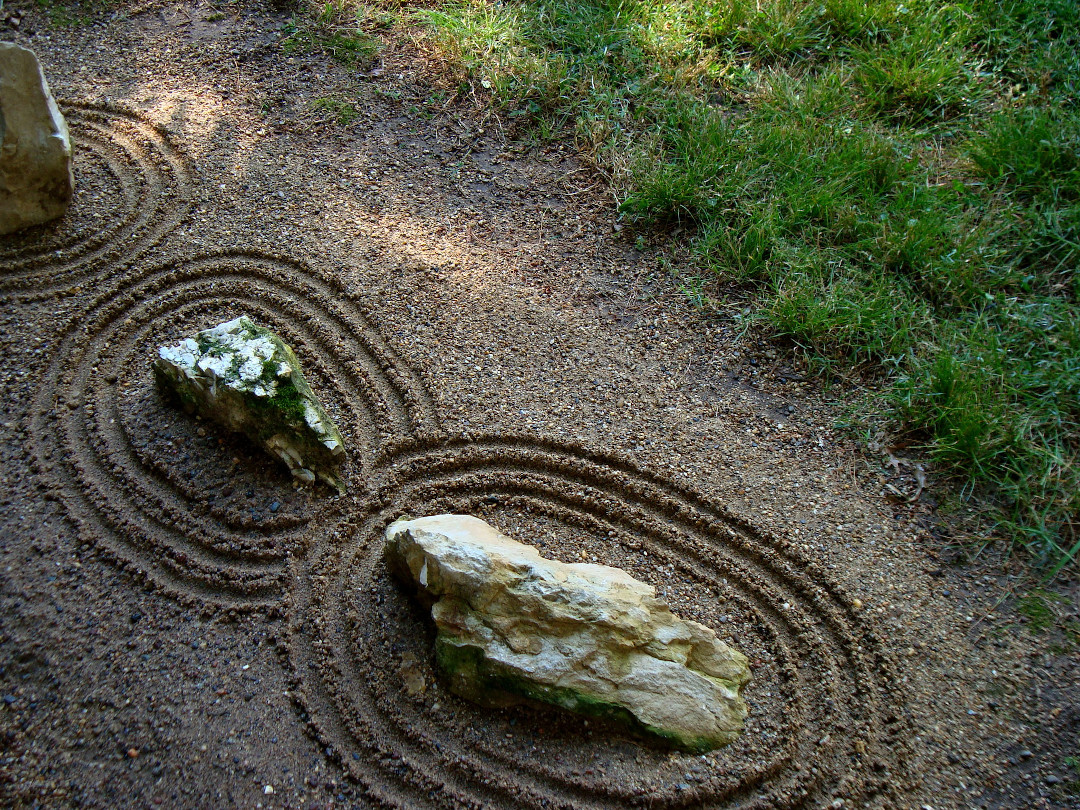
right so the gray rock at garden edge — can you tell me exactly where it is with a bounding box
[154,315,346,491]
[385,514,751,752]
[0,43,74,234]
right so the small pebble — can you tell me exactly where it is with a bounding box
[270,501,280,513]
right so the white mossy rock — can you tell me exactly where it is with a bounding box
[0,43,74,235]
[154,316,345,491]
[385,515,751,751]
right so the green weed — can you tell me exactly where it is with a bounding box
[373,86,403,101]
[1062,755,1080,796]
[736,1,828,59]
[971,108,1080,198]
[311,97,360,125]
[1016,588,1068,631]
[284,0,385,66]
[1017,591,1056,631]
[851,11,983,122]
[822,0,898,42]
[35,0,100,27]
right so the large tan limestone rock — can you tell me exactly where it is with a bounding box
[0,43,74,235]
[385,514,751,751]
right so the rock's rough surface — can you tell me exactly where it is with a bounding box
[0,43,74,234]
[385,515,751,751]
[154,315,345,491]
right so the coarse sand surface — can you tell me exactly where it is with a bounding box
[0,2,1078,807]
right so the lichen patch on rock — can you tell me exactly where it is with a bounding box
[154,315,345,491]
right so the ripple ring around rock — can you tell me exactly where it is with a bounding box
[287,435,913,809]
[29,250,441,608]
[0,100,192,301]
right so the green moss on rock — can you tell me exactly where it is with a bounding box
[435,634,729,752]
[154,315,346,491]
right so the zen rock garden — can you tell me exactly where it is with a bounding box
[8,8,1076,803]
[11,25,754,748]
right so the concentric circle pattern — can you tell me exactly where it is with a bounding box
[288,435,913,809]
[0,101,191,300]
[14,107,913,798]
[30,250,441,607]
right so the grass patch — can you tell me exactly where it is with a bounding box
[1016,589,1062,631]
[302,0,1079,574]
[284,0,390,67]
[33,0,117,27]
[311,96,360,125]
